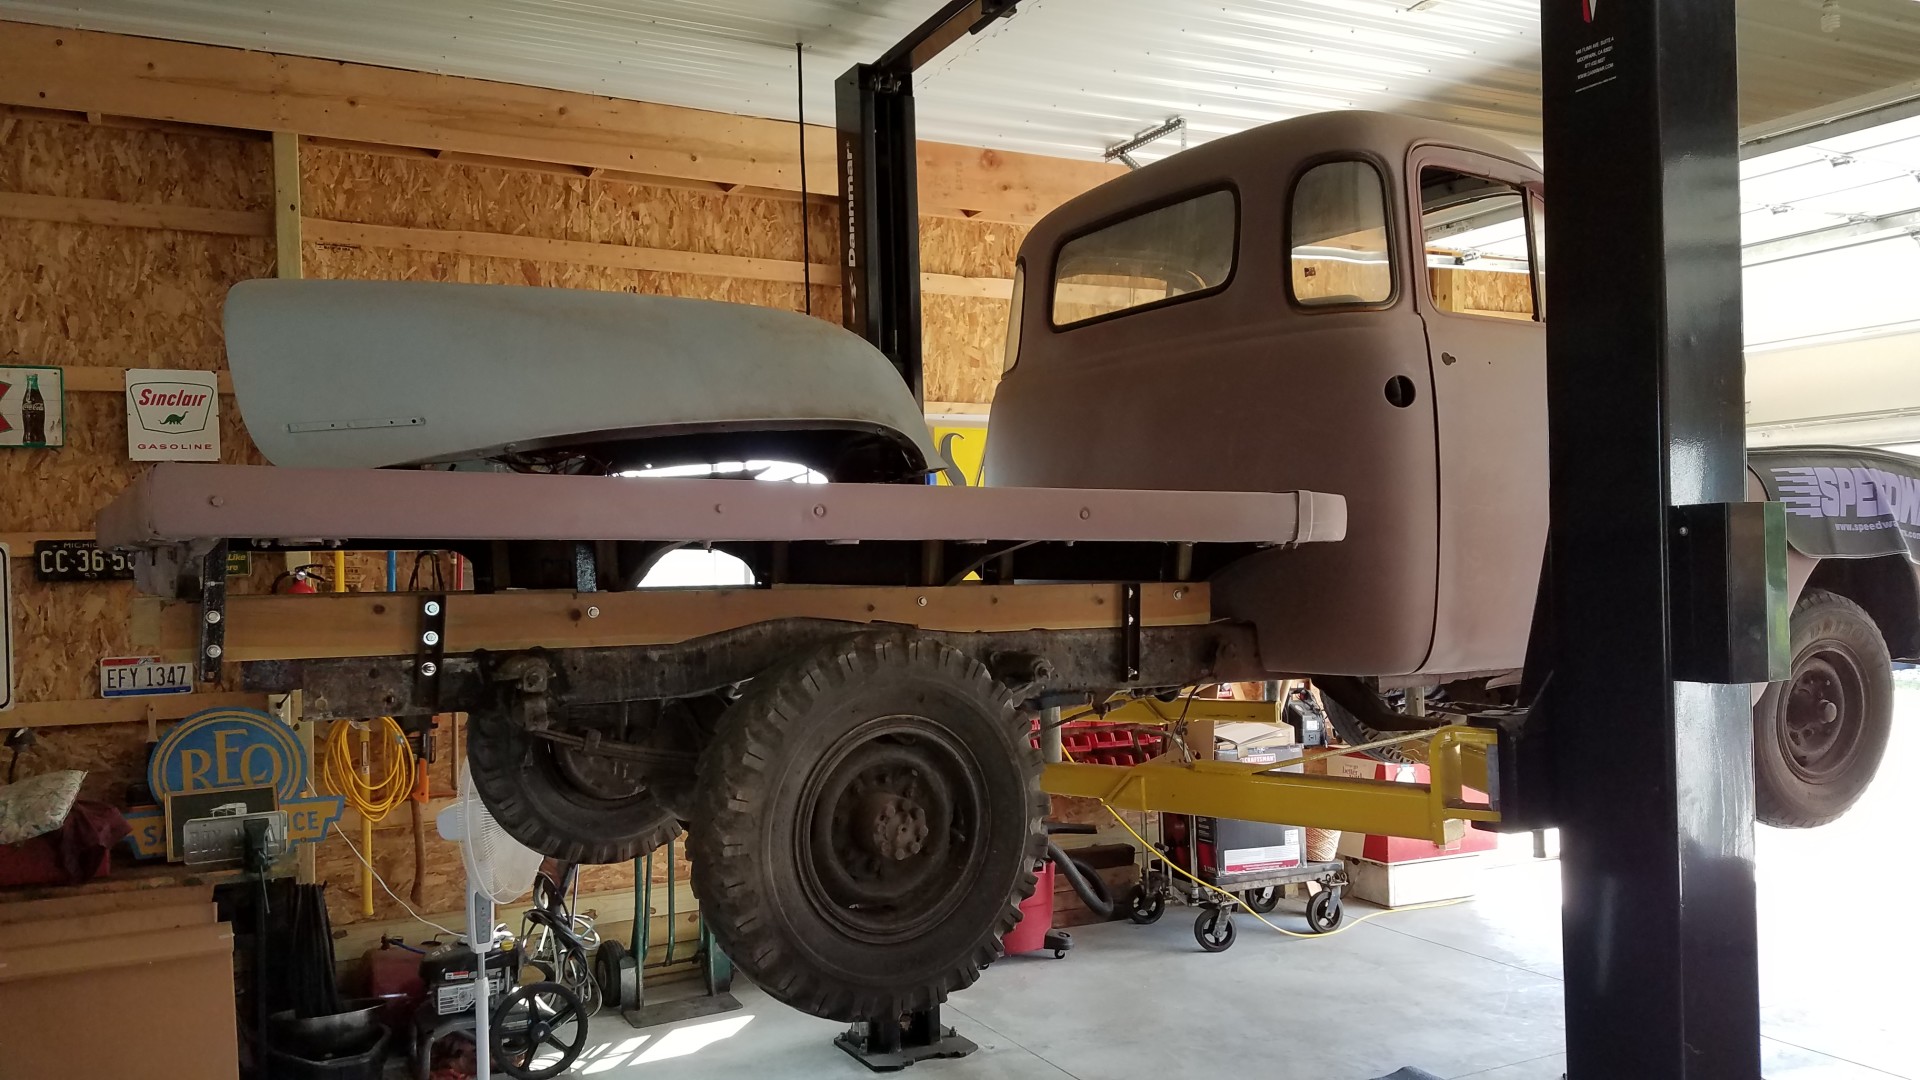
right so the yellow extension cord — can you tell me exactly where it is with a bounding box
[321,714,419,824]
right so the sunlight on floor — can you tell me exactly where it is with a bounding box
[558,1014,757,1074]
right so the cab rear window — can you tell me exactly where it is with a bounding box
[1050,189,1237,327]
[1289,159,1394,307]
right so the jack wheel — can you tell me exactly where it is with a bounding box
[1194,908,1236,952]
[1306,888,1344,933]
[1243,886,1280,913]
[1127,885,1165,925]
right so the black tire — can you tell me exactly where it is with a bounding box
[1243,886,1280,914]
[592,941,638,1011]
[1305,888,1343,933]
[492,981,587,1080]
[1752,589,1894,828]
[1316,679,1430,765]
[467,700,685,865]
[1194,908,1236,952]
[1127,885,1166,925]
[687,635,1045,1022]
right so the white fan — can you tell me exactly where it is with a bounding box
[438,762,544,1077]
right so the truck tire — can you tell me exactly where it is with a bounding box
[1753,589,1893,828]
[688,635,1045,1022]
[467,701,687,865]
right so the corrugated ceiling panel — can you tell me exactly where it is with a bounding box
[0,0,1544,159]
[0,0,1915,162]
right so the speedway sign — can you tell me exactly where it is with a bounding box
[126,369,220,461]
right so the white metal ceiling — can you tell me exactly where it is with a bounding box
[0,0,1534,161]
[6,0,1918,162]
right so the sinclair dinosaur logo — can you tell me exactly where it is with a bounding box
[126,370,220,461]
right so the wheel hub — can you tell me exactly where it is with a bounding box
[858,791,930,861]
[1780,649,1864,782]
[799,718,985,943]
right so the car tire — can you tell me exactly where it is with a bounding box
[1753,588,1893,829]
[688,634,1045,1022]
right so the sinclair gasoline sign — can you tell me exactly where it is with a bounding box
[126,369,220,461]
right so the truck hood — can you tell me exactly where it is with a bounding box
[223,279,940,471]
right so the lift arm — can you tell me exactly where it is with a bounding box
[1042,724,1500,844]
[836,0,1021,400]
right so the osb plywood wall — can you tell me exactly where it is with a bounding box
[1,116,273,802]
[0,111,1021,927]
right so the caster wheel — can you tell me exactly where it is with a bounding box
[1194,908,1237,952]
[1127,885,1166,925]
[1243,886,1280,914]
[1306,888,1344,933]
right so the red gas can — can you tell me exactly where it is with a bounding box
[1000,861,1057,956]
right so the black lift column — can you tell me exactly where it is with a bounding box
[1541,0,1765,1077]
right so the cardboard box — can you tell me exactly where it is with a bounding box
[0,888,236,1080]
[1346,852,1485,908]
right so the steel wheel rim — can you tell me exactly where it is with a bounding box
[1778,645,1866,783]
[496,986,585,1076]
[797,715,988,943]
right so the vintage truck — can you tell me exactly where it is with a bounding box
[96,110,1915,1022]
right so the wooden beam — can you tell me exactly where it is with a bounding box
[272,131,301,279]
[302,216,1010,297]
[1,692,272,729]
[29,367,233,396]
[0,530,92,552]
[0,185,1011,294]
[304,137,857,213]
[304,217,837,287]
[0,190,269,236]
[136,582,1211,662]
[1,102,259,142]
[0,22,1121,216]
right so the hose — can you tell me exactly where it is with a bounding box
[321,715,418,824]
[1047,841,1115,919]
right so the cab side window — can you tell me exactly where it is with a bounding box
[1420,168,1538,320]
[1051,189,1237,328]
[1289,160,1394,307]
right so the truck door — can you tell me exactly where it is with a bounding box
[1406,148,1549,674]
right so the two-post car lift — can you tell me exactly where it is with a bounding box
[99,0,1782,1075]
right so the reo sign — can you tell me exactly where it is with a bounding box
[126,368,220,461]
[124,707,343,859]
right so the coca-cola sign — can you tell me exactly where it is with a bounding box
[0,364,63,449]
[126,368,220,461]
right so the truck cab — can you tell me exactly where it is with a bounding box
[988,110,1915,829]
[988,111,1548,682]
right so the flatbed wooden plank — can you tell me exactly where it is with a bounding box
[136,581,1213,662]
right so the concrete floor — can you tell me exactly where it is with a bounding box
[553,680,1920,1079]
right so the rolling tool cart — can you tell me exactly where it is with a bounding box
[1125,812,1348,951]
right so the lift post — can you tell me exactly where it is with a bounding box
[1540,0,1769,1074]
[835,0,1020,401]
